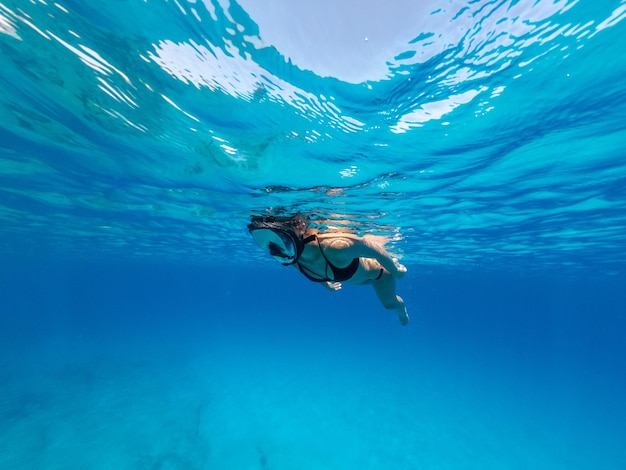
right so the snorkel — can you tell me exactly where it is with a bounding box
[247,214,310,265]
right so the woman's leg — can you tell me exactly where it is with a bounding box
[372,271,409,325]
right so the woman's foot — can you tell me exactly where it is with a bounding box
[397,306,410,326]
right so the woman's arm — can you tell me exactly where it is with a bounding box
[322,234,407,278]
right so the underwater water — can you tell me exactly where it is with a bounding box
[1,0,626,468]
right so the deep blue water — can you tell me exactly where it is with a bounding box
[2,0,626,468]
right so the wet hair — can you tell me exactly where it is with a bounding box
[247,213,308,236]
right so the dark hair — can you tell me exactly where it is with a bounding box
[247,213,307,235]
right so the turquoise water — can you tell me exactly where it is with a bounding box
[1,0,626,468]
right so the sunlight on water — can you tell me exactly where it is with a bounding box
[1,0,625,274]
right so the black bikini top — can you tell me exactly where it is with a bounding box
[297,235,360,283]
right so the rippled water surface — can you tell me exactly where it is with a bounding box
[2,0,625,274]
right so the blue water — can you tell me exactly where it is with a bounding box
[1,0,626,468]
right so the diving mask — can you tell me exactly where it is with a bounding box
[248,215,307,266]
[250,228,299,265]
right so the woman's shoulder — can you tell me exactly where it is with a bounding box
[315,233,362,263]
[317,231,390,254]
[316,232,360,245]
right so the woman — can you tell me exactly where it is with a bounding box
[248,214,409,325]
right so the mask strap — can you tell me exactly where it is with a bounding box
[302,234,317,244]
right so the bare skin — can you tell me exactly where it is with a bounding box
[295,231,410,325]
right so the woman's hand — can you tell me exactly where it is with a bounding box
[393,258,407,278]
[324,281,342,291]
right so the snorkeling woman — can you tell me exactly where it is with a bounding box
[248,214,409,325]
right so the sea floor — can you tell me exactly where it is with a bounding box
[1,319,624,470]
